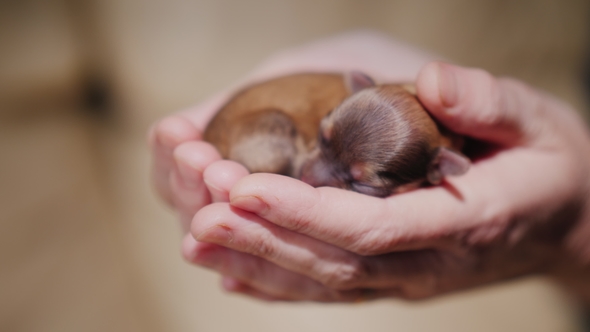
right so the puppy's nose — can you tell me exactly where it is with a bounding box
[299,158,335,188]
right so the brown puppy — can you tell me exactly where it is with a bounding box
[204,73,469,197]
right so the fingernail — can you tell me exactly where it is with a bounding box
[437,63,459,108]
[196,224,234,244]
[230,195,269,214]
[203,177,223,192]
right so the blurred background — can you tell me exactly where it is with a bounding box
[1,0,589,331]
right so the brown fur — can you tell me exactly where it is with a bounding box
[204,73,469,197]
[204,73,350,175]
[300,85,466,197]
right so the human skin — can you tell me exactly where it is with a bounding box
[149,31,590,303]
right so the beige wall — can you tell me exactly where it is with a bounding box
[1,0,589,331]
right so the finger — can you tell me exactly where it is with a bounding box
[178,210,196,233]
[169,169,210,213]
[192,203,377,290]
[170,141,221,219]
[181,234,361,302]
[203,160,250,203]
[192,203,470,294]
[184,235,414,301]
[416,62,545,145]
[221,277,287,301]
[222,276,402,302]
[150,116,201,206]
[229,173,478,255]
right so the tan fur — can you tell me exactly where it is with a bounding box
[204,73,350,175]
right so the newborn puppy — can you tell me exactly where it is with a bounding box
[204,72,469,197]
[300,78,469,197]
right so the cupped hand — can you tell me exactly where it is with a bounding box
[149,31,435,232]
[185,62,590,302]
[148,93,240,232]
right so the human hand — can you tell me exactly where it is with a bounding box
[149,31,435,232]
[185,62,590,302]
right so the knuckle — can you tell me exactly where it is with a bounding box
[460,68,505,127]
[287,210,313,233]
[320,258,370,290]
[474,107,503,128]
[476,82,504,126]
[348,201,397,256]
[351,231,391,256]
[352,219,399,256]
[464,67,497,95]
[498,77,541,113]
[248,231,277,259]
[285,189,323,233]
[470,75,538,131]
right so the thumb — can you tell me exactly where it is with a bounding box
[416,62,542,145]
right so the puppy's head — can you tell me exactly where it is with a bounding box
[300,74,469,197]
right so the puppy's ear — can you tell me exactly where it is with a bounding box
[427,147,470,184]
[345,71,375,94]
